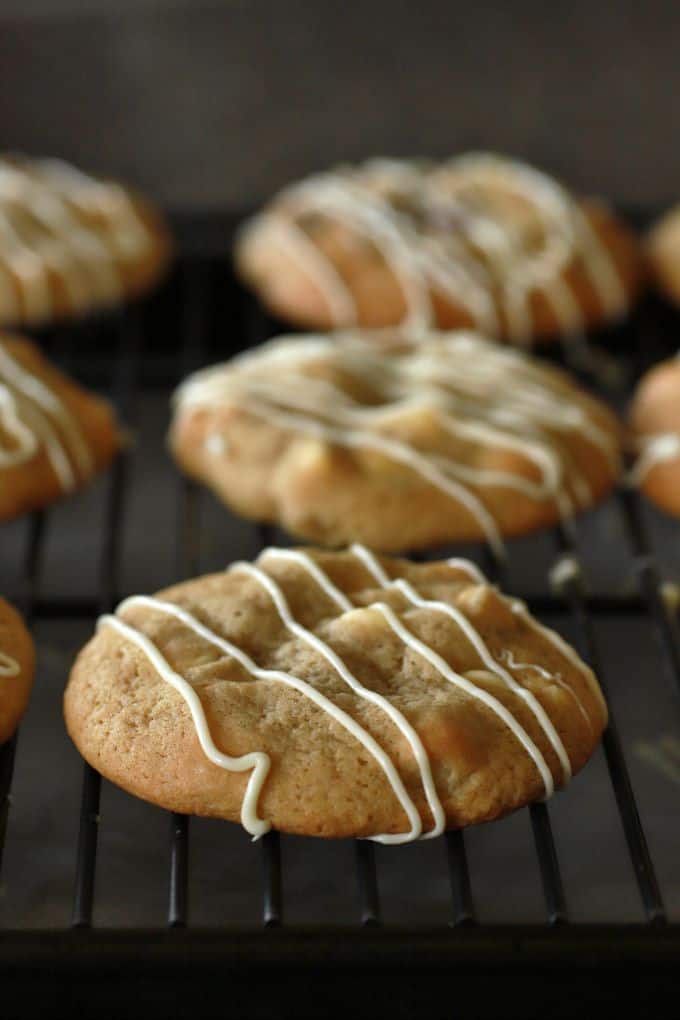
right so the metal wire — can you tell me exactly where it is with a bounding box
[1,259,676,941]
[484,547,568,924]
[72,305,145,927]
[552,521,666,924]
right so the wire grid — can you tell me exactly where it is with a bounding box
[0,245,679,941]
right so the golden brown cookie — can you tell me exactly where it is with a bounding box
[64,546,607,839]
[0,598,35,744]
[236,154,641,345]
[170,330,622,554]
[0,332,122,520]
[0,154,172,327]
[629,353,680,517]
[646,206,680,306]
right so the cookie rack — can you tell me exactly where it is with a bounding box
[2,214,680,1017]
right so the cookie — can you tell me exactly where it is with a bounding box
[0,154,172,327]
[0,598,35,743]
[170,330,622,554]
[0,333,122,520]
[64,546,607,839]
[646,206,680,306]
[629,353,680,517]
[236,153,641,345]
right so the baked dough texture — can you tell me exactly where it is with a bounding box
[0,333,121,520]
[170,330,622,553]
[0,154,172,327]
[0,598,35,744]
[236,154,641,345]
[629,353,680,517]
[646,206,680,306]
[64,547,607,839]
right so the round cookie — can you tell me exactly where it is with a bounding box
[0,332,122,520]
[646,206,680,306]
[170,329,622,554]
[0,598,35,743]
[236,153,641,346]
[0,154,172,327]
[629,353,680,517]
[64,546,608,840]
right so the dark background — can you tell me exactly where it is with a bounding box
[0,0,678,210]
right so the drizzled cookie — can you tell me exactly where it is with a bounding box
[0,598,35,743]
[236,153,641,345]
[170,330,622,553]
[64,547,607,839]
[0,333,121,520]
[0,154,172,327]
[629,353,680,517]
[646,206,680,308]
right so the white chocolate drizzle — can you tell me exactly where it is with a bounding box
[549,554,582,594]
[0,341,93,490]
[175,330,620,553]
[629,432,680,485]
[347,544,570,785]
[241,153,628,344]
[98,546,605,840]
[0,155,152,324]
[0,650,19,677]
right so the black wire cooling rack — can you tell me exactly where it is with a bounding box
[1,214,680,1018]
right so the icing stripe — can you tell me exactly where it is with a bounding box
[349,544,567,789]
[259,215,357,324]
[0,342,93,491]
[0,156,152,322]
[254,548,446,837]
[263,544,560,796]
[99,548,606,840]
[240,398,505,557]
[252,153,628,343]
[509,598,606,717]
[499,650,593,735]
[100,609,272,840]
[629,433,680,485]
[0,650,19,677]
[175,331,619,553]
[104,595,425,844]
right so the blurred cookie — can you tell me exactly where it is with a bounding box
[629,353,680,517]
[0,598,35,743]
[0,154,172,327]
[236,153,641,345]
[0,333,121,520]
[170,330,622,553]
[64,546,607,839]
[646,206,680,306]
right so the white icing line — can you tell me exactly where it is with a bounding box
[0,384,39,468]
[0,342,93,491]
[629,433,680,485]
[510,599,607,717]
[238,553,445,839]
[99,608,272,840]
[0,650,19,677]
[350,544,567,789]
[0,208,52,321]
[0,156,154,321]
[106,594,424,844]
[241,398,505,556]
[174,329,619,551]
[500,649,593,735]
[368,600,555,797]
[258,215,357,325]
[258,153,627,342]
